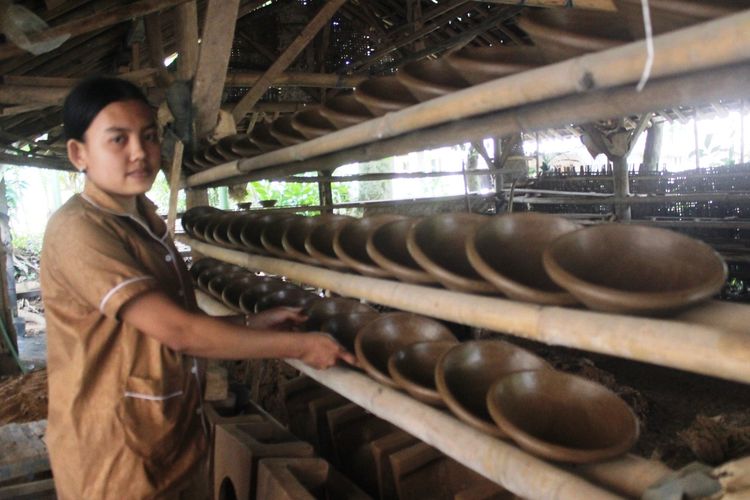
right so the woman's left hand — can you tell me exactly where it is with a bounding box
[245,307,308,331]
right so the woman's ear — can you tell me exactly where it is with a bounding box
[67,139,88,173]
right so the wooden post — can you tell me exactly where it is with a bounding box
[0,178,19,375]
[144,13,172,87]
[318,169,334,214]
[612,156,631,220]
[641,121,664,172]
[231,0,348,123]
[173,1,199,81]
[192,0,241,139]
[167,141,184,237]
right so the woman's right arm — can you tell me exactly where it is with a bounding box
[120,290,355,369]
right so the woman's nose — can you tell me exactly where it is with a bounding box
[130,137,146,160]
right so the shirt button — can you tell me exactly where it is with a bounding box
[165,254,173,262]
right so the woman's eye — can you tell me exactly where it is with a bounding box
[145,132,158,143]
[111,135,126,144]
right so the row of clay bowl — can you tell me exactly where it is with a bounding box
[183,3,747,173]
[183,207,727,315]
[190,258,638,464]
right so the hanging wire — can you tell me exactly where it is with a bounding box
[636,0,654,92]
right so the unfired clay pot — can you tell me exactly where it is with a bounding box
[182,206,220,236]
[333,215,404,278]
[396,58,470,102]
[240,213,286,254]
[516,8,632,62]
[211,213,241,248]
[261,215,301,259]
[466,212,581,305]
[304,297,377,331]
[204,144,226,165]
[269,115,306,147]
[444,45,546,85]
[249,120,282,152]
[305,215,357,271]
[435,340,550,437]
[207,271,248,300]
[189,257,223,281]
[228,134,262,157]
[319,311,380,353]
[281,216,322,265]
[240,279,300,313]
[486,370,639,463]
[406,213,495,293]
[387,340,458,406]
[215,136,243,161]
[319,94,374,129]
[226,214,258,248]
[353,75,418,116]
[256,288,321,312]
[221,275,263,311]
[366,217,436,285]
[355,312,457,388]
[196,263,244,292]
[542,224,727,315]
[291,107,336,139]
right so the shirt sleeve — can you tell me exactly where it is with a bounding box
[43,213,160,320]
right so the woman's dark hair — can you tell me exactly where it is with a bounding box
[63,76,150,141]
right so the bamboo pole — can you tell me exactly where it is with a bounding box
[477,0,616,10]
[187,12,750,187]
[166,141,184,237]
[225,71,365,89]
[179,237,750,385]
[512,192,750,205]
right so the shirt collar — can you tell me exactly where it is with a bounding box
[81,181,168,239]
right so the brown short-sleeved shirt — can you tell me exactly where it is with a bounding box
[40,182,207,499]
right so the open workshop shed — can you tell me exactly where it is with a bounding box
[1,0,750,498]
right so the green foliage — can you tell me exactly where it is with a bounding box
[147,170,186,214]
[12,233,42,253]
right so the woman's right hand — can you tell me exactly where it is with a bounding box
[299,333,357,370]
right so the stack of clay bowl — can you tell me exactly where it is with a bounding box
[516,8,632,62]
[613,0,749,38]
[183,208,727,316]
[182,134,262,173]
[434,339,640,463]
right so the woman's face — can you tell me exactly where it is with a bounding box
[67,99,160,199]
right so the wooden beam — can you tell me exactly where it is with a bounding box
[231,0,348,123]
[0,152,74,171]
[473,0,616,10]
[144,13,173,87]
[192,0,241,139]
[173,1,199,80]
[0,0,193,61]
[225,71,365,88]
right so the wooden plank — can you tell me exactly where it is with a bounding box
[167,141,184,237]
[231,0,348,123]
[0,0,192,61]
[225,71,365,89]
[192,0,241,139]
[173,1,199,80]
[0,420,49,482]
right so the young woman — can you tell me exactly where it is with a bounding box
[40,76,355,499]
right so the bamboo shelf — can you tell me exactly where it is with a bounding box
[179,236,750,386]
[194,289,671,500]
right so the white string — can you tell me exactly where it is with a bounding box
[636,0,654,92]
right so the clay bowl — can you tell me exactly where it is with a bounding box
[240,279,300,313]
[216,135,243,161]
[614,0,747,38]
[211,213,241,248]
[466,213,582,305]
[444,46,546,85]
[256,288,321,312]
[221,275,263,311]
[281,216,322,265]
[354,312,457,388]
[406,213,495,293]
[196,263,244,292]
[192,153,214,170]
[202,214,233,245]
[516,9,632,62]
[396,58,470,102]
[261,215,301,258]
[387,341,457,406]
[305,215,356,271]
[365,217,436,285]
[205,145,227,165]
[226,214,258,248]
[182,157,201,174]
[269,115,307,147]
[228,134,262,157]
[486,370,639,463]
[435,340,550,436]
[542,224,728,315]
[192,213,222,243]
[304,297,377,331]
[249,120,283,152]
[319,94,374,129]
[259,199,278,208]
[333,215,405,278]
[182,206,221,236]
[240,213,285,254]
[189,257,223,281]
[237,201,253,210]
[320,311,380,353]
[291,107,336,139]
[207,271,248,300]
[353,75,418,116]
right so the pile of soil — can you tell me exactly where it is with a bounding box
[0,368,48,425]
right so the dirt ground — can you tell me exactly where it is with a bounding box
[0,368,48,426]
